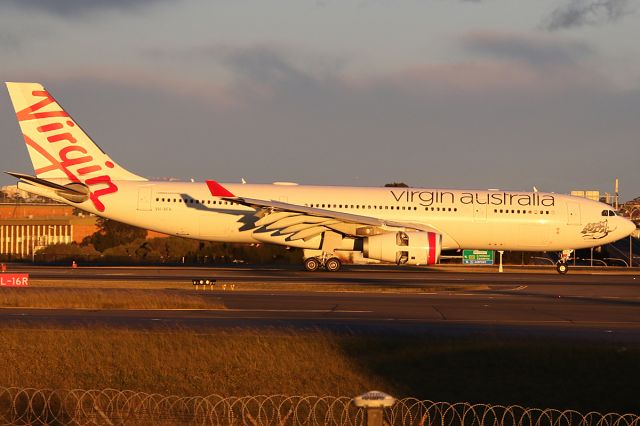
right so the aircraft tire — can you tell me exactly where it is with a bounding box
[325,257,342,272]
[556,262,569,274]
[304,257,321,272]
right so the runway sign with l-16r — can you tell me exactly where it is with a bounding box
[462,250,494,265]
[0,274,29,287]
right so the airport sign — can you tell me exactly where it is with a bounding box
[462,250,494,265]
[0,273,29,287]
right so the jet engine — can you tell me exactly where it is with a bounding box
[363,231,441,265]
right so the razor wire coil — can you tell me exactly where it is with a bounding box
[0,387,638,425]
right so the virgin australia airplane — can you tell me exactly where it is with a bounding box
[4,82,636,273]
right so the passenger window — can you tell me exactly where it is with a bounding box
[602,210,608,216]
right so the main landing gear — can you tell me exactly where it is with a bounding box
[556,249,573,275]
[303,255,342,272]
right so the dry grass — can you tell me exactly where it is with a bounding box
[0,325,638,413]
[0,288,224,309]
[0,327,385,397]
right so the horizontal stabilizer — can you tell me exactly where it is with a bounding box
[5,171,90,203]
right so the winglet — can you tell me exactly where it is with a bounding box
[206,180,235,197]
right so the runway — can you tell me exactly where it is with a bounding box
[2,265,640,339]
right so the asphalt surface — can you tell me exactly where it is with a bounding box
[2,265,640,339]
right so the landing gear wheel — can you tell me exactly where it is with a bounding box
[556,262,569,275]
[304,257,321,272]
[325,257,342,272]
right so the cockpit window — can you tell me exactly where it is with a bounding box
[602,210,617,216]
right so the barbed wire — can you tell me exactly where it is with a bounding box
[0,387,638,425]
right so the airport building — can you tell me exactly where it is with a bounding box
[0,203,98,259]
[0,196,168,259]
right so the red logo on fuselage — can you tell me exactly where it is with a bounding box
[16,90,117,212]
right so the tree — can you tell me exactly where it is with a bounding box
[37,242,101,263]
[384,182,409,187]
[82,218,148,252]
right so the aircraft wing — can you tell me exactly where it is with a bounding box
[206,180,443,242]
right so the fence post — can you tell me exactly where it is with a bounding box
[353,391,396,426]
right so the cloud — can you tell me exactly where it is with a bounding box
[542,0,633,31]
[144,43,349,103]
[362,31,603,96]
[1,0,171,16]
[139,40,608,108]
[460,31,594,66]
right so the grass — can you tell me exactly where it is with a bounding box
[1,279,638,414]
[0,326,638,414]
[0,327,383,397]
[0,288,224,309]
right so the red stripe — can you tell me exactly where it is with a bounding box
[428,232,436,264]
[206,180,235,197]
[24,134,78,181]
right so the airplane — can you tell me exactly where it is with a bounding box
[4,82,636,274]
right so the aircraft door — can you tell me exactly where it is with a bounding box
[137,187,152,211]
[566,202,581,225]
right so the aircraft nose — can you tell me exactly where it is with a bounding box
[621,218,637,237]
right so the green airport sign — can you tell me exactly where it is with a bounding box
[462,250,494,265]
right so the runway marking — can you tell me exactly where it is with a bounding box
[225,309,374,314]
[0,307,228,312]
[431,306,447,320]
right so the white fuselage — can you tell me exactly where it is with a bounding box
[24,180,635,253]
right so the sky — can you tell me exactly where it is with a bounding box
[0,0,638,200]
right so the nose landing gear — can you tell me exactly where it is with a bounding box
[556,262,569,274]
[556,249,573,275]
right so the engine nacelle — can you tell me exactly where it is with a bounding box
[363,231,441,265]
